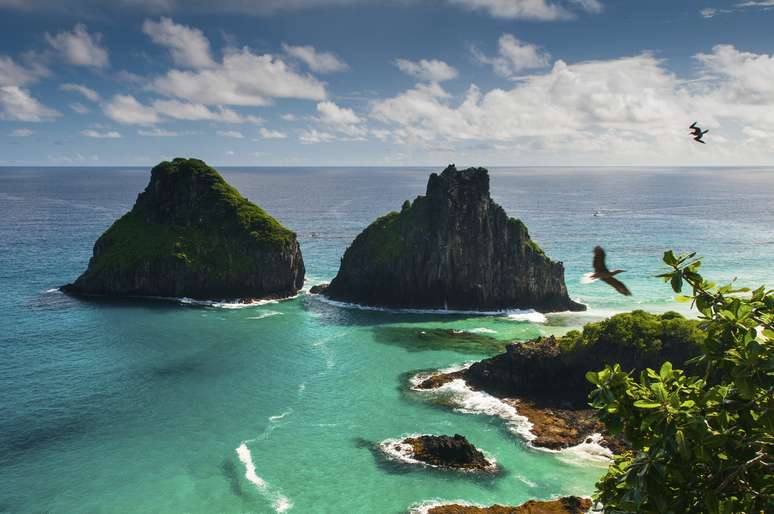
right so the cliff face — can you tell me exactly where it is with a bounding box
[324,165,584,312]
[63,158,304,299]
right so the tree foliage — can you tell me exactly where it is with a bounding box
[587,250,773,513]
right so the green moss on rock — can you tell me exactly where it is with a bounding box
[63,158,304,300]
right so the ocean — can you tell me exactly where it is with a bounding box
[1,166,773,513]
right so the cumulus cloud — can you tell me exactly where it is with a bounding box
[282,43,348,73]
[102,94,160,125]
[60,83,100,102]
[81,129,122,138]
[217,129,244,138]
[298,128,336,143]
[474,34,551,76]
[447,0,571,20]
[45,23,109,68]
[138,127,179,136]
[0,54,48,86]
[315,100,367,139]
[142,17,215,68]
[69,102,90,114]
[259,127,287,139]
[395,58,458,82]
[152,47,326,106]
[0,86,60,121]
[102,94,264,125]
[371,45,774,163]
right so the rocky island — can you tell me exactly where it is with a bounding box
[416,311,703,451]
[382,434,495,472]
[62,158,304,300]
[321,165,584,312]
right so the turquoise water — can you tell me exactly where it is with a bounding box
[2,166,773,513]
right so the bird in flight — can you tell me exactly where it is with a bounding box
[689,122,709,144]
[582,246,631,296]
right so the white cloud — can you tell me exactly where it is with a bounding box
[299,128,336,143]
[69,102,90,114]
[395,58,458,82]
[225,149,235,156]
[316,101,362,125]
[371,45,774,163]
[281,113,297,121]
[447,0,571,20]
[11,127,33,136]
[45,23,109,69]
[570,0,602,13]
[0,54,47,86]
[102,94,161,125]
[103,95,264,125]
[151,99,263,124]
[81,129,122,138]
[282,43,348,73]
[138,127,179,136]
[217,129,244,138]
[60,83,100,102]
[259,127,287,139]
[700,8,719,18]
[142,17,215,68]
[474,34,551,76]
[152,46,326,106]
[0,86,60,121]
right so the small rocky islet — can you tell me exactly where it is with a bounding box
[62,158,305,300]
[318,164,585,313]
[383,434,495,472]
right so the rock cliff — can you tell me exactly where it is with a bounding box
[324,165,584,312]
[62,158,304,300]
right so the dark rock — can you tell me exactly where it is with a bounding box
[62,158,304,300]
[424,496,592,514]
[324,165,584,312]
[401,434,492,470]
[309,283,329,295]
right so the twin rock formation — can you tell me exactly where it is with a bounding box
[65,159,582,312]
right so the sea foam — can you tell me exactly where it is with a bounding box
[235,443,293,513]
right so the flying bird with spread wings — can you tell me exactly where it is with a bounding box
[690,122,709,144]
[581,246,631,296]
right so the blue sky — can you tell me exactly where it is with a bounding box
[1,0,773,166]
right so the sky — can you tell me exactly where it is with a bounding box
[0,0,773,167]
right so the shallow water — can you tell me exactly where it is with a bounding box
[2,166,773,513]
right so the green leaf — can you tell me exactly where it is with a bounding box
[633,400,661,409]
[663,250,677,266]
[671,273,683,293]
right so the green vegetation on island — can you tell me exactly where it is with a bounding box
[63,158,305,300]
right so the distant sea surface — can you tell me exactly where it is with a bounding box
[2,166,773,513]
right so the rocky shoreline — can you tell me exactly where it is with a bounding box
[415,496,592,514]
[414,367,623,453]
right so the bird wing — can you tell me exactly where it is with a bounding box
[593,246,609,274]
[602,276,632,296]
[690,127,701,136]
[690,122,697,129]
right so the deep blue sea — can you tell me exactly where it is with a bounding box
[2,166,773,513]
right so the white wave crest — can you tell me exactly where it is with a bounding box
[410,368,535,442]
[505,310,547,323]
[269,410,292,423]
[178,295,297,309]
[236,443,293,513]
[468,327,497,334]
[315,295,556,321]
[411,368,612,464]
[246,311,282,320]
[378,435,497,472]
[580,272,598,284]
[408,500,483,514]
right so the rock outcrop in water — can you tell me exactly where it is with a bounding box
[396,434,493,471]
[323,165,584,312]
[62,158,304,300]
